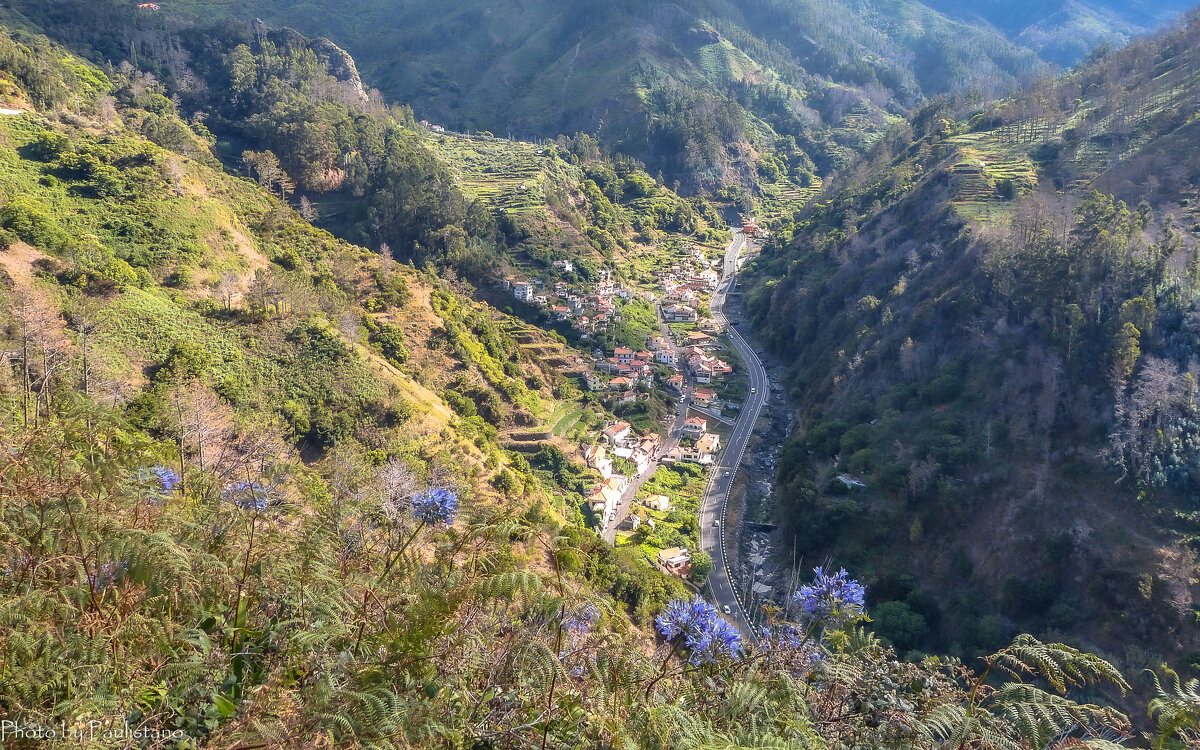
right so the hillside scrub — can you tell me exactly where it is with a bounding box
[743,9,1200,691]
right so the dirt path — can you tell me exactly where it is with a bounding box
[0,242,49,284]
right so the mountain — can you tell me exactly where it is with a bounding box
[921,0,1197,66]
[744,10,1200,670]
[151,0,1044,190]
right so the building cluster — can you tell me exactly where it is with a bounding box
[579,320,730,403]
[657,247,720,320]
[581,421,664,521]
[502,270,633,338]
[668,331,731,385]
[504,241,745,578]
[662,416,721,466]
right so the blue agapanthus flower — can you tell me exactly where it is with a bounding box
[224,481,269,511]
[795,566,866,627]
[759,624,805,650]
[655,596,742,664]
[411,488,457,525]
[562,604,599,635]
[138,466,180,501]
[150,466,181,492]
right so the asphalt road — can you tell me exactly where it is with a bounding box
[698,230,768,637]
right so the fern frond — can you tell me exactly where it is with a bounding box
[990,635,1130,694]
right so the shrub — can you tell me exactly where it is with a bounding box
[0,194,68,250]
[27,130,71,161]
[369,321,409,367]
[443,389,477,418]
[873,601,928,651]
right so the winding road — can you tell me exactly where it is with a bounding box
[699,230,769,637]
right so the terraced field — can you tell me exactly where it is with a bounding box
[941,45,1200,222]
[941,131,1040,219]
[757,175,824,223]
[427,132,581,215]
[553,407,591,437]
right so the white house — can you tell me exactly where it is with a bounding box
[602,421,633,445]
[513,281,534,302]
[657,547,692,577]
[663,304,698,323]
[644,494,672,512]
[696,433,721,455]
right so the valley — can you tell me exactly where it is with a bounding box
[0,1,1198,747]
[699,229,771,636]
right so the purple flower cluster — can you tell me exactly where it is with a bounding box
[759,624,805,650]
[562,604,599,635]
[150,466,181,492]
[795,566,866,628]
[655,596,742,664]
[411,488,457,526]
[224,481,268,511]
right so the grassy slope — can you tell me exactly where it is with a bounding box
[0,62,606,512]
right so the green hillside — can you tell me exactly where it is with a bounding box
[745,11,1200,680]
[142,0,1043,190]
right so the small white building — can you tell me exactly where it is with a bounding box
[644,494,672,512]
[682,417,708,437]
[602,421,633,445]
[663,304,698,323]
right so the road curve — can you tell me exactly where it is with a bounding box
[699,230,769,638]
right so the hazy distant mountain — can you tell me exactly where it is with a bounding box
[920,0,1196,65]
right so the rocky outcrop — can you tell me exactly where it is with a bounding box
[308,36,367,101]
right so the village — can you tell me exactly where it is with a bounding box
[502,236,754,581]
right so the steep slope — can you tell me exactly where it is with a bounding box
[0,0,729,296]
[0,21,683,545]
[744,12,1200,673]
